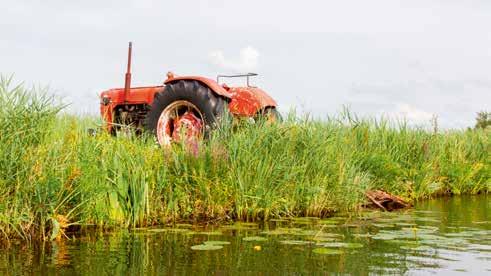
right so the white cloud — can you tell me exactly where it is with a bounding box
[380,104,435,125]
[209,46,259,72]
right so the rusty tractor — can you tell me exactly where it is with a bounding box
[100,43,279,145]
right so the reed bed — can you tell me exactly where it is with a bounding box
[0,77,489,240]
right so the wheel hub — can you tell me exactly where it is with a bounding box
[172,111,203,142]
[156,100,204,146]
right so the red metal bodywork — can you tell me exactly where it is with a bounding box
[100,86,162,131]
[228,87,277,116]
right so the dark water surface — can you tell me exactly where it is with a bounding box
[1,195,489,275]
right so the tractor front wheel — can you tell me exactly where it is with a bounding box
[257,107,282,123]
[145,80,227,146]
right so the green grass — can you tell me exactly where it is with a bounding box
[0,76,489,240]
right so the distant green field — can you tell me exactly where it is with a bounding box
[1,77,489,240]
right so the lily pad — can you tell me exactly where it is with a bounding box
[371,223,395,228]
[318,224,338,228]
[379,229,418,239]
[395,222,417,227]
[372,233,398,240]
[175,223,193,228]
[291,230,320,236]
[270,218,290,222]
[221,223,258,230]
[444,232,475,238]
[278,227,303,232]
[386,240,420,247]
[191,244,223,251]
[413,217,440,223]
[292,220,314,225]
[326,217,346,221]
[311,237,337,242]
[473,221,490,225]
[353,233,374,238]
[147,228,168,233]
[319,219,340,225]
[377,218,401,223]
[243,236,268,242]
[147,228,190,233]
[280,240,313,245]
[400,245,434,252]
[414,226,439,232]
[204,241,231,246]
[413,210,440,215]
[358,211,383,220]
[343,223,363,228]
[260,230,290,235]
[414,234,446,241]
[343,243,364,249]
[312,248,343,255]
[167,228,191,233]
[195,231,223,236]
[318,233,344,238]
[319,242,363,249]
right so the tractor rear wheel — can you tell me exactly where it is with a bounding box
[145,80,227,146]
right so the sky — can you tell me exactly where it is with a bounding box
[1,0,490,128]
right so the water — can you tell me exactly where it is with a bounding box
[1,195,489,275]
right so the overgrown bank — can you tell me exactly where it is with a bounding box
[0,77,489,240]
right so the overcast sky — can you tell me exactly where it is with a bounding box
[2,0,490,128]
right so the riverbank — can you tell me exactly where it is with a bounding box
[0,78,489,240]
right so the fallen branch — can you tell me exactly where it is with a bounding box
[365,190,410,211]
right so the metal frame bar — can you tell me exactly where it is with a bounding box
[216,73,258,87]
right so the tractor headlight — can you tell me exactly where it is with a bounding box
[102,96,111,105]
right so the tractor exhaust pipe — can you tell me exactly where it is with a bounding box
[124,42,132,102]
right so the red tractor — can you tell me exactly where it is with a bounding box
[100,43,279,145]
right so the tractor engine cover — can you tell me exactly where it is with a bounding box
[227,86,277,117]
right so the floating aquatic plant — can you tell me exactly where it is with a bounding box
[243,236,268,242]
[312,248,344,255]
[191,244,223,251]
[204,241,231,246]
[317,242,363,249]
[280,240,313,245]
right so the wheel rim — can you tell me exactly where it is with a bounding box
[156,100,204,146]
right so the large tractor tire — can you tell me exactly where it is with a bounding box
[145,80,227,146]
[257,107,282,123]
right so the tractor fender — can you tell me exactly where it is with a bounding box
[164,76,234,98]
[164,76,277,116]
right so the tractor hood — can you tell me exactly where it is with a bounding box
[227,87,277,116]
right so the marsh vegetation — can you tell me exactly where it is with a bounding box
[0,77,489,240]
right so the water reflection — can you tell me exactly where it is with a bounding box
[1,195,489,275]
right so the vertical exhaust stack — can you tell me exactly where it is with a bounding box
[124,42,132,103]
